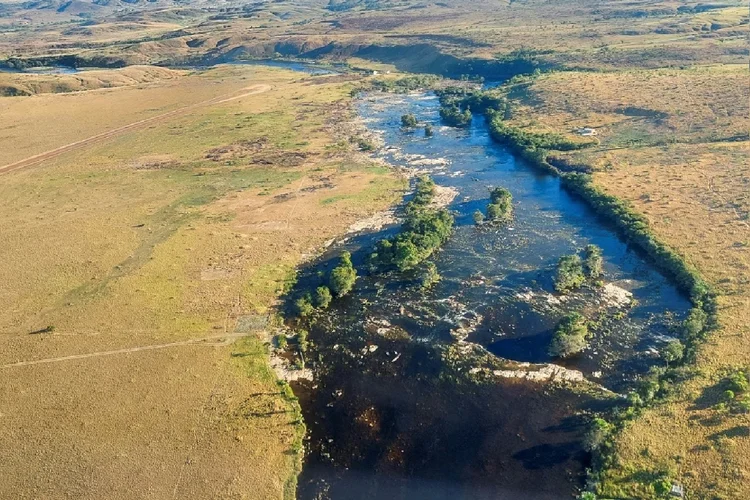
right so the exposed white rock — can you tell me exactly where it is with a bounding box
[491,363,586,383]
[601,283,633,308]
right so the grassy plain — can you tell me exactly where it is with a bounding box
[497,63,749,498]
[0,64,403,499]
[0,0,748,498]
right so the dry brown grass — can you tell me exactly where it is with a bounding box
[503,64,750,498]
[0,64,403,499]
[515,65,748,145]
[0,65,181,96]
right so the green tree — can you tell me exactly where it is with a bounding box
[661,339,684,365]
[439,105,472,127]
[371,176,455,272]
[652,478,672,498]
[681,307,707,340]
[583,244,603,278]
[329,251,357,297]
[473,210,485,225]
[296,329,309,353]
[583,417,612,452]
[549,312,589,357]
[725,369,749,393]
[401,113,418,128]
[314,286,333,309]
[554,254,585,293]
[486,187,512,222]
[275,334,288,350]
[295,294,315,317]
[424,124,434,137]
[420,261,440,289]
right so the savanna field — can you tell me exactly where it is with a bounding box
[0,1,747,499]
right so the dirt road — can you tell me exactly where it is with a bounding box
[0,84,272,176]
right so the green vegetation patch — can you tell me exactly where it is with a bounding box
[370,175,455,271]
[549,312,589,358]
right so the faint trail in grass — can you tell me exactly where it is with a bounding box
[0,84,272,176]
[0,332,254,368]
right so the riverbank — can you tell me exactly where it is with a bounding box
[286,87,695,499]
[473,68,747,499]
[0,63,405,500]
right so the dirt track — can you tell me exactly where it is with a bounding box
[0,84,272,176]
[0,333,255,369]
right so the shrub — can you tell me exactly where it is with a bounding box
[278,380,296,400]
[652,478,672,498]
[275,334,288,350]
[549,312,589,357]
[295,294,315,317]
[439,105,472,127]
[583,244,603,278]
[486,187,513,222]
[296,329,309,353]
[473,210,485,225]
[424,124,433,137]
[314,286,333,309]
[329,251,357,297]
[555,254,585,293]
[401,113,418,128]
[681,306,707,341]
[583,417,612,452]
[372,176,454,271]
[420,261,441,289]
[724,369,749,393]
[661,339,684,365]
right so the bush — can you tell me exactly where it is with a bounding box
[583,417,612,452]
[652,478,672,498]
[549,312,589,357]
[439,105,472,127]
[724,369,749,393]
[473,210,485,225]
[372,176,455,271]
[314,286,333,309]
[681,306,707,340]
[329,251,357,297]
[295,294,315,317]
[583,244,603,278]
[486,187,513,222]
[661,339,684,365]
[275,334,288,350]
[424,124,434,137]
[296,329,309,353]
[401,113,418,128]
[420,261,440,289]
[555,254,586,293]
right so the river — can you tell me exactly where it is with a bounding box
[208,59,689,499]
[289,91,690,499]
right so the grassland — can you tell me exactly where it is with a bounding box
[1,0,748,498]
[492,63,749,498]
[0,63,403,499]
